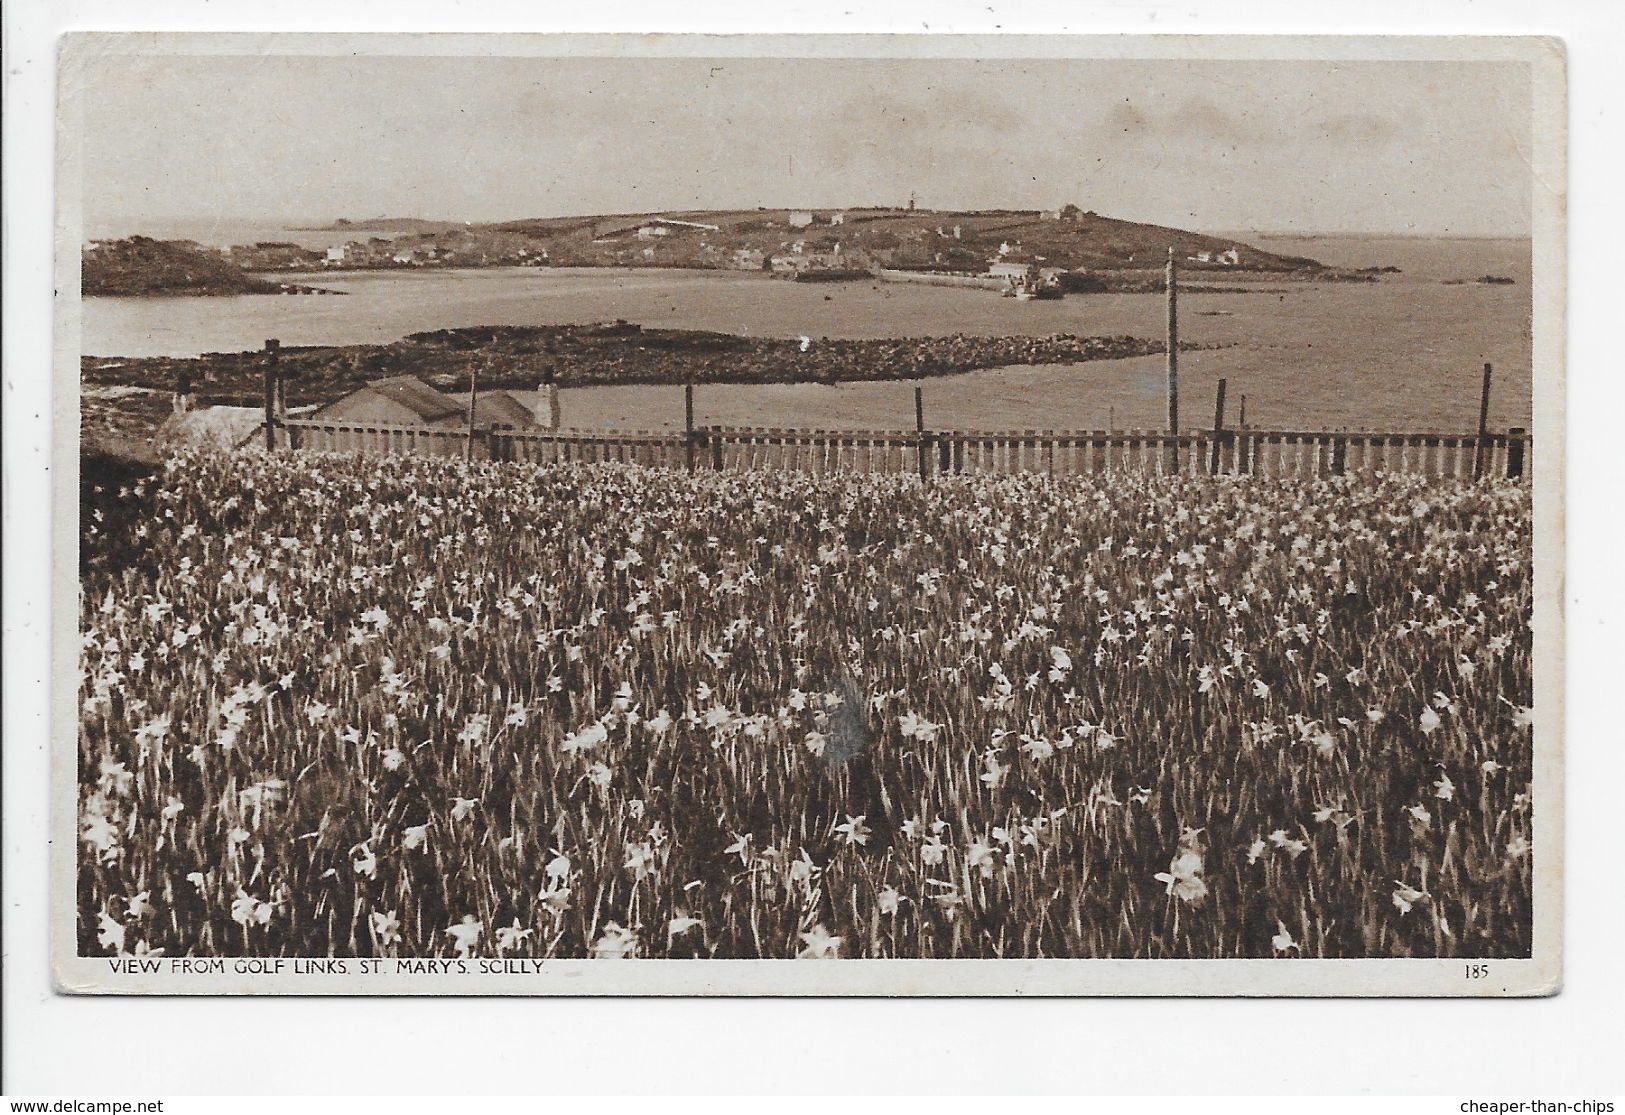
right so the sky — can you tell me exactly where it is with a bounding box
[76,51,1534,237]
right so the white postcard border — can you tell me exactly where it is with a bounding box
[49,30,1567,997]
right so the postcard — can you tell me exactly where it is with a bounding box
[54,32,1564,995]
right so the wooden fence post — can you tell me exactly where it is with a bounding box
[711,429,724,471]
[914,387,929,481]
[465,361,480,461]
[1209,377,1227,475]
[1165,247,1179,473]
[1473,362,1493,479]
[1235,394,1248,474]
[1332,433,1348,476]
[262,338,280,451]
[1507,427,1527,480]
[684,384,696,473]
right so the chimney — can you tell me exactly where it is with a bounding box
[173,370,194,415]
[535,364,561,430]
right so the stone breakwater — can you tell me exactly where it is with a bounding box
[82,322,1190,413]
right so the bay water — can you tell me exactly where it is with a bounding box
[79,236,1533,433]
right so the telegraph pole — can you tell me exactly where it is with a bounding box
[1474,362,1494,479]
[1166,248,1180,470]
[262,338,281,451]
[466,360,480,461]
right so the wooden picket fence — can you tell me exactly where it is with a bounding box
[283,418,1530,481]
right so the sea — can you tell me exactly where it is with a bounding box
[78,231,1533,433]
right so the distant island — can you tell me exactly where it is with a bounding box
[89,205,1393,294]
[290,204,1374,284]
[81,236,343,297]
[1443,274,1518,286]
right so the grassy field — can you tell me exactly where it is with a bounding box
[79,452,1534,959]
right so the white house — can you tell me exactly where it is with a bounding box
[788,211,815,229]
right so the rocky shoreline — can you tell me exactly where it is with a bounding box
[81,237,345,297]
[82,322,1199,444]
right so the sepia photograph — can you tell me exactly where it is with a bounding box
[51,33,1564,995]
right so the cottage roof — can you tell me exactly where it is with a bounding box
[154,406,266,450]
[447,390,538,429]
[363,375,464,422]
[153,405,316,451]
